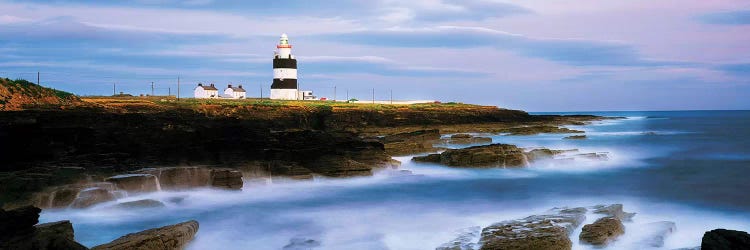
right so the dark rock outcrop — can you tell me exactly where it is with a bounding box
[0,205,40,237]
[479,207,587,250]
[413,144,528,168]
[701,229,750,250]
[209,169,243,190]
[105,174,160,194]
[579,217,625,246]
[0,206,88,250]
[379,129,441,156]
[135,167,211,190]
[92,220,199,250]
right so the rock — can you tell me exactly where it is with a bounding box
[136,167,211,190]
[563,135,587,140]
[209,169,243,190]
[282,237,321,250]
[503,125,584,136]
[701,229,750,250]
[439,134,493,145]
[591,204,636,221]
[45,187,81,209]
[113,199,165,209]
[579,217,625,246]
[0,206,88,250]
[413,144,528,168]
[436,226,480,250]
[524,148,576,162]
[34,182,118,209]
[451,134,472,139]
[92,220,199,250]
[479,207,587,250]
[33,220,89,250]
[379,129,441,156]
[637,221,676,248]
[0,205,40,237]
[413,153,442,163]
[166,196,188,205]
[105,174,160,194]
[70,187,117,208]
[575,152,609,161]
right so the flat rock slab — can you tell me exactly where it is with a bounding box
[92,220,199,250]
[105,174,160,194]
[113,199,166,209]
[414,144,528,168]
[579,217,625,246]
[479,207,587,250]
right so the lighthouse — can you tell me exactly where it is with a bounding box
[270,33,299,100]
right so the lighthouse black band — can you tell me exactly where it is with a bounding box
[273,58,297,69]
[271,79,298,89]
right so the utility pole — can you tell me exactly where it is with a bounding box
[37,72,40,86]
[260,83,263,99]
[346,89,349,101]
[151,82,154,96]
[113,83,116,96]
[177,76,181,101]
[333,85,336,102]
[168,87,171,97]
[372,88,375,104]
[390,89,393,104]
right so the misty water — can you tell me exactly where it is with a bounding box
[39,111,750,249]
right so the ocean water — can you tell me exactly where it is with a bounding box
[39,110,750,249]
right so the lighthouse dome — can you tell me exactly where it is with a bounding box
[281,33,288,39]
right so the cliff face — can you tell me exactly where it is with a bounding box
[0,78,80,111]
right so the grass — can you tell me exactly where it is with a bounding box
[80,95,483,111]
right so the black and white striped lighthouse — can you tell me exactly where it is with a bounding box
[270,33,299,100]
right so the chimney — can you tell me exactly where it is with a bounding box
[198,83,203,86]
[210,83,215,87]
[228,84,232,88]
[238,85,243,89]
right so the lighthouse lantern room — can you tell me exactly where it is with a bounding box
[270,33,300,100]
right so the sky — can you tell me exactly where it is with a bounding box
[1,0,749,111]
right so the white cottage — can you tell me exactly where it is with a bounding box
[223,84,247,99]
[194,83,219,98]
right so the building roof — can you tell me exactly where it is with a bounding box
[228,87,246,92]
[197,85,218,91]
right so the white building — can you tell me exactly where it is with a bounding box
[223,84,247,99]
[194,83,219,98]
[299,90,316,100]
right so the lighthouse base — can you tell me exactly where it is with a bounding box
[270,89,299,100]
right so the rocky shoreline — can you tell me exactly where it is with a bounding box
[0,105,607,209]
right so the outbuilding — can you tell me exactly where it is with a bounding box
[194,83,219,98]
[224,84,247,99]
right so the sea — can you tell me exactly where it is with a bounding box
[39,110,750,249]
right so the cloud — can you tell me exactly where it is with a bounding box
[377,0,531,23]
[323,26,676,66]
[698,10,750,25]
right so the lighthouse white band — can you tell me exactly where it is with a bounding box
[273,68,297,80]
